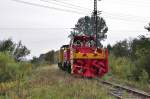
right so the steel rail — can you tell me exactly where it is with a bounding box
[101,80,150,99]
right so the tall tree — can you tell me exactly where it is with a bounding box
[69,16,108,46]
[13,41,30,61]
[0,39,30,61]
[112,40,129,57]
[0,38,15,53]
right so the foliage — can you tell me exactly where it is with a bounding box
[111,40,129,57]
[139,70,149,84]
[13,41,30,61]
[31,56,40,67]
[0,81,17,94]
[0,38,32,98]
[0,52,32,98]
[0,38,15,53]
[0,39,30,61]
[130,36,150,79]
[0,52,32,82]
[27,65,114,99]
[0,52,20,82]
[133,54,150,80]
[109,54,135,79]
[130,35,150,58]
[44,50,55,64]
[69,16,108,47]
[0,65,114,99]
[109,35,150,84]
[32,50,59,65]
[31,56,39,63]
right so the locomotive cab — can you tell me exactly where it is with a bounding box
[71,36,96,48]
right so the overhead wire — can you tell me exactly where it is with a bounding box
[40,0,92,12]
[12,0,150,23]
[102,13,149,23]
[12,0,89,15]
[103,11,150,19]
[0,27,71,29]
[104,0,150,5]
[103,16,148,23]
[40,0,150,22]
[105,0,150,7]
[119,0,150,5]
[0,28,147,34]
[102,12,150,23]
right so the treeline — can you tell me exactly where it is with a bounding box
[31,50,59,65]
[0,38,30,61]
[108,35,150,84]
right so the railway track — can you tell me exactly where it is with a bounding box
[99,80,150,99]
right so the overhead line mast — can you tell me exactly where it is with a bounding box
[94,0,98,48]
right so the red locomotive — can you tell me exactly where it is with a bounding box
[58,35,109,78]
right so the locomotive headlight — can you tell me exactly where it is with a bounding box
[97,49,102,53]
[73,49,79,53]
[93,53,98,56]
[82,54,87,56]
[75,49,79,53]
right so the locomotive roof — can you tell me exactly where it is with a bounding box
[73,35,95,40]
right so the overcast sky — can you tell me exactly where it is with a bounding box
[0,0,150,58]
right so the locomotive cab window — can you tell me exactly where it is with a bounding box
[85,40,96,47]
[73,40,83,46]
[72,36,96,47]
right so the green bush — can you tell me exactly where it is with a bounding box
[0,52,19,82]
[133,55,150,81]
[19,62,32,76]
[109,54,135,79]
[139,70,149,84]
[109,53,150,84]
[0,52,32,82]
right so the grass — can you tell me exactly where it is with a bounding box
[1,65,114,99]
[1,52,149,98]
[27,65,114,99]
